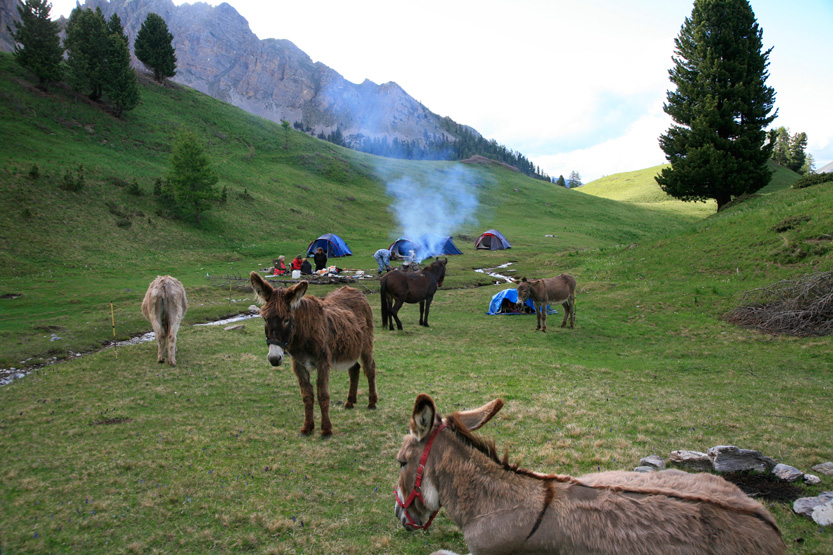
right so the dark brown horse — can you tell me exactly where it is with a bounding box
[249,272,378,437]
[516,274,576,332]
[380,258,447,330]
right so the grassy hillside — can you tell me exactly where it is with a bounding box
[0,52,701,367]
[580,161,801,210]
[2,52,832,554]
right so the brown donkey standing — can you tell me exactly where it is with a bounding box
[516,273,576,332]
[250,272,378,437]
[395,394,785,555]
[141,275,188,366]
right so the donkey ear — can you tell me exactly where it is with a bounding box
[410,393,437,440]
[285,281,308,308]
[521,277,528,282]
[455,399,504,431]
[250,271,273,303]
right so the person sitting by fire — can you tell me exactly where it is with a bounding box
[290,254,305,272]
[271,256,287,276]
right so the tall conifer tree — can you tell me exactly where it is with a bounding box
[64,7,109,101]
[656,0,777,211]
[8,0,64,90]
[135,13,177,83]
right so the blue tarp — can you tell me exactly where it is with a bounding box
[389,234,463,260]
[486,288,557,315]
[306,233,353,257]
[475,229,511,250]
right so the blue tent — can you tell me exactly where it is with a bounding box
[389,234,463,260]
[486,288,557,315]
[475,229,511,250]
[306,234,353,258]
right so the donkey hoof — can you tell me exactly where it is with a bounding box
[300,426,314,436]
[321,429,332,438]
[367,404,377,410]
[344,401,355,409]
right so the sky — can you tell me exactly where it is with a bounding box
[49,0,833,182]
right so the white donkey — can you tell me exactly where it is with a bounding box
[141,275,188,366]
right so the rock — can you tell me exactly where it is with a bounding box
[772,463,803,482]
[669,450,712,472]
[633,466,655,473]
[812,501,833,527]
[639,455,666,470]
[793,492,833,517]
[224,324,245,331]
[248,305,260,312]
[804,474,821,485]
[811,462,833,476]
[707,445,777,473]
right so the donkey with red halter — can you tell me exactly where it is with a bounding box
[249,272,378,436]
[380,258,447,330]
[516,273,576,332]
[395,394,785,555]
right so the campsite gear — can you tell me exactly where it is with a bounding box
[475,229,511,250]
[292,270,301,279]
[305,233,353,258]
[486,288,550,315]
[389,234,463,261]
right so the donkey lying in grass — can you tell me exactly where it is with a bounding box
[395,394,785,555]
[516,274,576,332]
[250,272,378,436]
[141,275,188,366]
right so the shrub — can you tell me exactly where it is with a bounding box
[126,180,143,196]
[792,173,833,189]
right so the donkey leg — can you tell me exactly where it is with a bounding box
[316,367,332,437]
[561,301,569,328]
[362,352,378,409]
[418,301,425,326]
[534,305,542,331]
[540,307,547,332]
[345,363,360,409]
[167,319,181,366]
[292,362,315,436]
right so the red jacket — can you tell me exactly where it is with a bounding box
[290,257,304,270]
[272,262,287,275]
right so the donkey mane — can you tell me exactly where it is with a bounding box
[446,413,571,482]
[445,412,781,535]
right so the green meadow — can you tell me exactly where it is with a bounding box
[1,51,832,553]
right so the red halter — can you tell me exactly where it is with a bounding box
[395,423,447,531]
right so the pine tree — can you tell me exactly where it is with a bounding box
[556,175,567,188]
[568,171,582,188]
[135,13,177,83]
[104,33,139,117]
[64,7,109,101]
[8,0,64,90]
[656,0,777,211]
[167,129,219,224]
[106,13,128,45]
[787,132,807,174]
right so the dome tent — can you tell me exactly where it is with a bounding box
[475,229,511,250]
[486,288,557,315]
[389,234,463,261]
[305,234,353,258]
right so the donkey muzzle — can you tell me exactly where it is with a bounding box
[267,343,285,366]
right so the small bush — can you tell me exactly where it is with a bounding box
[237,188,253,201]
[771,215,810,233]
[108,177,129,188]
[60,168,84,192]
[126,180,143,196]
[792,173,833,189]
[28,164,39,179]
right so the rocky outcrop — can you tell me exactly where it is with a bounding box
[0,0,20,52]
[65,0,462,149]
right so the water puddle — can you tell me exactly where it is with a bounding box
[1,309,261,387]
[474,262,517,284]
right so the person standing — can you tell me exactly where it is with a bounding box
[313,247,327,271]
[374,248,392,274]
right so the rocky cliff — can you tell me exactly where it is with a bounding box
[0,0,468,149]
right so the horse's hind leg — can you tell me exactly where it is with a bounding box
[540,305,547,332]
[345,363,360,409]
[167,317,182,366]
[391,299,405,330]
[362,351,378,409]
[150,317,166,363]
[562,296,575,328]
